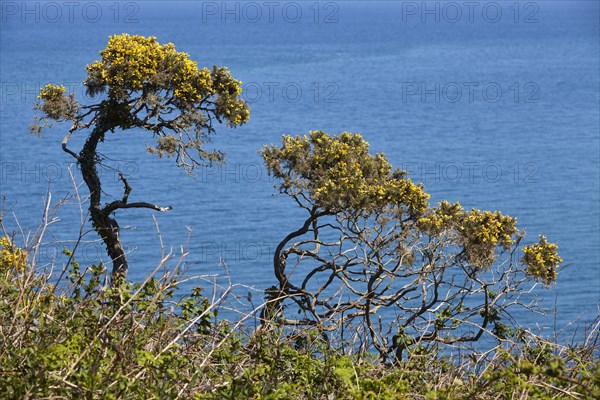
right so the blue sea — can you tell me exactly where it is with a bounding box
[1,1,599,335]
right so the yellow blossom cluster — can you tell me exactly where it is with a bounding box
[459,209,517,250]
[82,33,249,122]
[262,131,429,214]
[419,202,519,268]
[457,209,517,268]
[0,237,28,272]
[212,66,244,97]
[85,34,164,97]
[215,87,250,126]
[417,200,464,234]
[34,84,72,122]
[37,84,66,100]
[223,100,250,126]
[522,235,562,285]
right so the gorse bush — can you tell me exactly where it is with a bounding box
[31,34,250,280]
[261,131,564,362]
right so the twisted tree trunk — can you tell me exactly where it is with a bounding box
[78,124,128,280]
[61,117,172,282]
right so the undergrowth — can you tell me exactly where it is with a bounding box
[0,223,598,399]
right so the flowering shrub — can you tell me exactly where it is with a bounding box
[30,34,250,279]
[262,131,429,214]
[262,131,563,361]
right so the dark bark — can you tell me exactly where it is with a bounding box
[61,114,172,282]
[77,123,128,280]
[273,209,331,292]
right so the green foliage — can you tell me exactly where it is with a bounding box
[0,232,597,399]
[261,130,429,215]
[0,235,209,399]
[479,337,600,399]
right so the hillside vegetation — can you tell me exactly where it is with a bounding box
[0,224,598,399]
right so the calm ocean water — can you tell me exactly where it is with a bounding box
[1,1,598,333]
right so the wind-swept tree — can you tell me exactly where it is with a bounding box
[261,131,562,362]
[31,34,249,280]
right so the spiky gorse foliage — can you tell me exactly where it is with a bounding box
[0,237,28,272]
[83,34,248,128]
[522,235,563,286]
[262,131,562,362]
[33,33,249,169]
[419,203,562,284]
[31,84,78,132]
[419,201,519,269]
[261,131,429,215]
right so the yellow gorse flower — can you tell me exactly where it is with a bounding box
[0,237,28,272]
[522,235,562,285]
[37,84,66,100]
[81,34,249,127]
[418,203,518,269]
[262,131,429,215]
